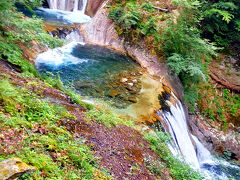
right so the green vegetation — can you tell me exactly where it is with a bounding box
[0,0,64,77]
[86,107,135,128]
[0,78,105,179]
[198,82,240,129]
[200,0,240,52]
[143,129,202,180]
[42,72,94,110]
[108,0,216,109]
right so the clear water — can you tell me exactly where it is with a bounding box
[35,43,141,108]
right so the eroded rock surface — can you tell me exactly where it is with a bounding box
[0,158,36,180]
[189,113,240,161]
[85,0,105,17]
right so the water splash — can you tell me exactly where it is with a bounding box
[35,42,88,68]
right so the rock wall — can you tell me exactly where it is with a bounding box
[189,113,240,161]
[85,0,105,17]
[82,0,184,99]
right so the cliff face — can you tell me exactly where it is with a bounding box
[85,0,105,17]
[82,0,184,99]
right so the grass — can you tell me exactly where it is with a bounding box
[143,129,203,180]
[85,106,135,128]
[0,78,109,179]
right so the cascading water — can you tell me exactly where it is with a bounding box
[158,91,240,179]
[32,0,90,25]
[47,0,88,12]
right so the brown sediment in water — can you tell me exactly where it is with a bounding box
[116,73,163,124]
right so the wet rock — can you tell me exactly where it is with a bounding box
[62,27,69,34]
[132,79,137,84]
[58,33,67,39]
[189,113,240,161]
[126,85,136,91]
[163,85,171,95]
[109,90,121,97]
[128,97,137,103]
[128,83,134,86]
[56,27,63,32]
[85,0,105,17]
[129,90,137,94]
[0,158,36,180]
[120,78,128,83]
[51,30,58,37]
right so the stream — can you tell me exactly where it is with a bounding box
[29,0,240,179]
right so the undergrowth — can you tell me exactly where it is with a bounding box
[86,107,135,128]
[198,82,240,129]
[143,129,203,180]
[0,0,64,77]
[0,78,107,179]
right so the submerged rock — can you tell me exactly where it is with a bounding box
[109,90,121,97]
[0,158,36,180]
[128,97,137,103]
[128,82,134,87]
[120,78,128,83]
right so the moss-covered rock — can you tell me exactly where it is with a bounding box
[0,158,36,180]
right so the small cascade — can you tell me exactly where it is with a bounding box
[157,91,240,179]
[66,29,85,43]
[47,0,88,12]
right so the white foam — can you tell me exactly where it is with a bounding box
[35,42,89,67]
[36,7,91,24]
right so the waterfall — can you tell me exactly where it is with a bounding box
[158,91,240,179]
[47,0,88,12]
[158,94,200,169]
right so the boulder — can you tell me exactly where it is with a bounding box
[0,158,36,180]
[51,30,58,37]
[109,90,121,97]
[120,78,128,83]
[128,97,137,103]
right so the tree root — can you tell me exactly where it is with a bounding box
[210,70,240,91]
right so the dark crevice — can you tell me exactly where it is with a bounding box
[42,0,50,8]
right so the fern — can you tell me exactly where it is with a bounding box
[205,9,234,23]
